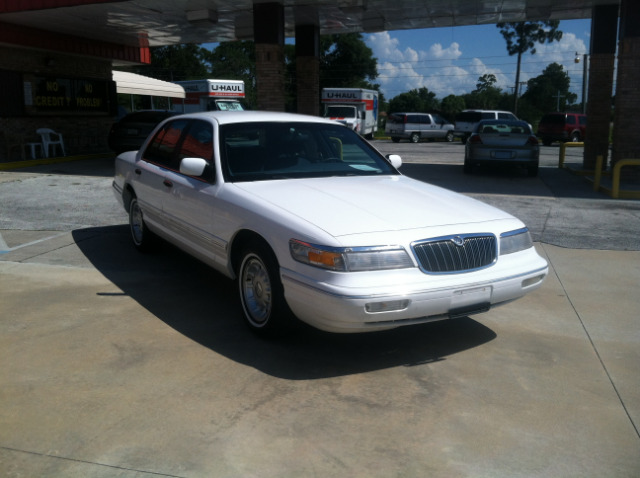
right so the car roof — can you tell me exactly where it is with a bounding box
[477,119,528,125]
[170,110,340,126]
[462,109,513,113]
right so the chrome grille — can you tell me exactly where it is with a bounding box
[412,234,497,273]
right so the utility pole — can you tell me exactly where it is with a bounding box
[575,52,589,114]
[553,91,565,112]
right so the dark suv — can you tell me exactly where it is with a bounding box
[108,110,178,154]
[537,113,586,145]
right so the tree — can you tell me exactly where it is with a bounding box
[440,95,466,122]
[388,87,439,113]
[135,44,210,81]
[521,62,577,122]
[319,33,378,90]
[465,74,502,109]
[497,21,563,115]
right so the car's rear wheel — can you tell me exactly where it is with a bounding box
[129,197,154,252]
[571,132,581,143]
[238,243,292,336]
[410,133,420,143]
[445,131,454,142]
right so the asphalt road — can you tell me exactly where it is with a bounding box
[2,141,638,252]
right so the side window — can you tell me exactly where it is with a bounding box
[180,120,213,163]
[482,112,495,120]
[567,115,576,125]
[143,119,189,170]
[579,116,587,126]
[498,112,516,120]
[420,115,432,125]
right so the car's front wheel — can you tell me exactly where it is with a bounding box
[445,131,454,142]
[238,243,292,336]
[410,133,420,143]
[129,197,154,252]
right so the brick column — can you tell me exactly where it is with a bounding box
[253,2,285,112]
[612,0,640,179]
[296,24,320,116]
[584,5,617,170]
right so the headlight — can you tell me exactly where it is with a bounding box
[500,228,533,255]
[290,239,414,272]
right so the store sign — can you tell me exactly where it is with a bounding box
[23,76,113,114]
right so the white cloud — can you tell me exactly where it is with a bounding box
[367,32,507,98]
[366,27,588,99]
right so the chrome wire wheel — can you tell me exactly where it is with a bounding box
[240,253,273,327]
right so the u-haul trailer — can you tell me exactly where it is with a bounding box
[172,79,245,113]
[321,88,379,139]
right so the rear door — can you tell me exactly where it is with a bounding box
[420,114,435,138]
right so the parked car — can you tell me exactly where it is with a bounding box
[454,110,519,143]
[464,119,540,176]
[386,112,454,143]
[537,112,586,145]
[113,111,548,335]
[108,110,178,154]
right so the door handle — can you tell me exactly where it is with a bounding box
[163,179,173,188]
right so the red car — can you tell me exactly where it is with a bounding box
[537,112,586,145]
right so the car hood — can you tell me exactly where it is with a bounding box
[232,175,514,238]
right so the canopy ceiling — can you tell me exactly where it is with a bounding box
[0,0,621,50]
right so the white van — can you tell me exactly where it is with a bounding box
[385,112,454,143]
[454,110,518,143]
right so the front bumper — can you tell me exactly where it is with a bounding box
[281,250,548,333]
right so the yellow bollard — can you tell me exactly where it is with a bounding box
[593,155,603,192]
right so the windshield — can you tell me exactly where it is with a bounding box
[325,106,357,118]
[213,100,244,111]
[220,122,398,182]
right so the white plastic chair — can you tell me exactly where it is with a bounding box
[36,128,66,158]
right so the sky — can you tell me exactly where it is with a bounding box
[363,19,592,101]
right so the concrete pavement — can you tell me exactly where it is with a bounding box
[1,145,639,477]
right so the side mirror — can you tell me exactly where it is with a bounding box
[180,157,208,176]
[386,154,402,169]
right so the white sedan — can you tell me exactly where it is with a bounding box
[113,111,548,334]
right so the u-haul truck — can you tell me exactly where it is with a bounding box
[321,88,379,138]
[173,79,245,113]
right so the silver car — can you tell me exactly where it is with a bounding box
[464,119,540,176]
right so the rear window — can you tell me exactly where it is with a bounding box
[455,112,482,123]
[388,114,407,124]
[540,114,565,125]
[478,121,531,134]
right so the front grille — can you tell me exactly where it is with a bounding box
[412,234,497,273]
